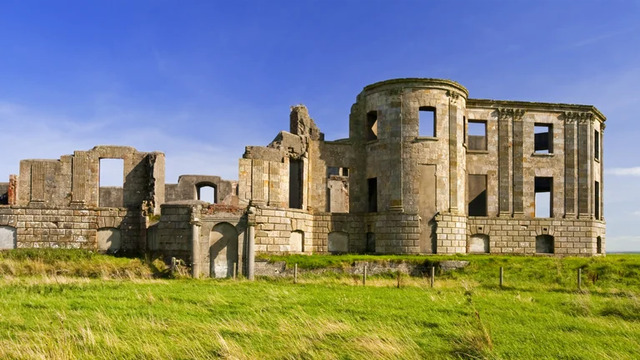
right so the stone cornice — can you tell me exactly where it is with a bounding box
[363,78,469,98]
[497,108,525,121]
[469,98,606,122]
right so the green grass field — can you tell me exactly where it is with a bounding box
[1,250,639,359]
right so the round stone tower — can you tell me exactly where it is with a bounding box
[349,78,469,253]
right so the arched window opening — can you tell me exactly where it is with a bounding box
[197,184,217,203]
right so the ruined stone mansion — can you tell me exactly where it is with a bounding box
[0,78,606,277]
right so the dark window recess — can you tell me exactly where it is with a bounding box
[289,159,303,209]
[595,181,600,220]
[596,236,602,254]
[327,167,349,178]
[468,120,487,151]
[366,232,376,253]
[367,177,377,212]
[468,175,487,216]
[594,130,600,160]
[536,235,554,254]
[535,177,552,218]
[419,106,436,137]
[327,167,340,177]
[366,111,378,141]
[534,124,553,153]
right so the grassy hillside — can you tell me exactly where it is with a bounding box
[0,250,639,359]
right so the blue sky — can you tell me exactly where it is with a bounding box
[1,1,639,251]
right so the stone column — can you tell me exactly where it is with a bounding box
[577,113,593,218]
[251,159,266,206]
[190,204,202,278]
[30,162,45,205]
[71,153,87,207]
[600,123,605,220]
[563,113,578,217]
[247,224,255,280]
[511,109,525,215]
[497,108,514,216]
[448,92,460,213]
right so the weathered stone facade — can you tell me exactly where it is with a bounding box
[239,78,606,257]
[0,78,607,277]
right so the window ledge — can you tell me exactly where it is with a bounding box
[531,153,555,157]
[414,136,438,142]
[467,150,489,154]
[595,158,600,163]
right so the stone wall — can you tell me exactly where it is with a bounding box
[467,217,605,255]
[0,206,138,250]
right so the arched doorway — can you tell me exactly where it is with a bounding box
[210,222,238,278]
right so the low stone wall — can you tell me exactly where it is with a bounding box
[467,217,606,255]
[436,213,468,254]
[0,206,135,250]
[254,259,469,277]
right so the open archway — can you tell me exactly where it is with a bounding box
[210,222,238,278]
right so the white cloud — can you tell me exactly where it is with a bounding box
[607,167,640,176]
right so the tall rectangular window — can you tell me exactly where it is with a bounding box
[534,124,553,154]
[468,174,487,216]
[594,130,600,161]
[419,106,436,137]
[367,177,377,212]
[289,159,303,209]
[534,177,552,218]
[595,181,600,219]
[468,120,487,151]
[366,111,378,141]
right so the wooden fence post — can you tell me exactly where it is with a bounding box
[430,266,435,288]
[500,266,504,288]
[363,265,367,286]
[294,263,298,284]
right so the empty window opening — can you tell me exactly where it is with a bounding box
[596,236,602,254]
[468,234,490,253]
[366,111,378,141]
[468,120,487,151]
[197,185,216,203]
[419,106,436,137]
[289,159,303,209]
[367,177,377,212]
[534,124,553,154]
[594,130,600,161]
[99,158,124,207]
[535,177,552,218]
[468,174,487,216]
[366,232,376,253]
[327,167,350,213]
[594,181,600,220]
[536,235,554,254]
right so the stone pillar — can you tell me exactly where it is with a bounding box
[71,153,87,206]
[30,162,45,205]
[600,123,605,220]
[512,109,525,215]
[190,204,202,278]
[7,175,17,205]
[247,224,255,280]
[563,113,578,217]
[448,92,459,213]
[577,113,593,218]
[497,108,514,216]
[251,159,266,206]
